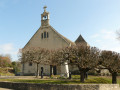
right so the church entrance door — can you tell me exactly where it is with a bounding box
[50,65,57,75]
[53,66,57,75]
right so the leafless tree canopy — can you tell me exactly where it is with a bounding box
[116,30,120,40]
[101,50,120,73]
[22,47,50,65]
[68,45,100,70]
[20,45,120,83]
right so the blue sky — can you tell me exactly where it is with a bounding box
[0,0,120,61]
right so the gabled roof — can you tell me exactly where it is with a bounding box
[75,35,86,43]
[23,25,76,50]
[75,34,89,46]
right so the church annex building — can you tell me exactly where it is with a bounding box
[21,6,89,76]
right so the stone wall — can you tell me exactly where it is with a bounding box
[22,63,51,76]
[0,82,119,90]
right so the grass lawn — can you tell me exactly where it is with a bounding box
[0,75,120,84]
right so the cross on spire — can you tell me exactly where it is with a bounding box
[43,6,47,12]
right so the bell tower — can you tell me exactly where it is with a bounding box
[41,6,50,26]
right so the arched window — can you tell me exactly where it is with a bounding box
[47,32,49,38]
[42,32,49,39]
[41,33,43,39]
[44,32,46,38]
[43,16,48,20]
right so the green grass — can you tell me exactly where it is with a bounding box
[0,75,118,84]
[0,79,81,84]
[71,75,80,79]
[0,73,14,76]
[85,78,111,84]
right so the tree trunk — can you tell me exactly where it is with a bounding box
[36,63,39,78]
[84,72,88,79]
[50,65,53,77]
[80,71,85,83]
[112,72,117,84]
[22,63,24,75]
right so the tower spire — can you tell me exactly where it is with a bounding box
[43,6,47,12]
[41,6,50,26]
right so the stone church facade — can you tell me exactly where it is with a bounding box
[21,6,89,76]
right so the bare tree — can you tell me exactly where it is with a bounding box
[49,45,100,82]
[101,50,120,84]
[68,45,100,83]
[49,49,65,76]
[49,49,63,66]
[116,30,120,40]
[22,47,50,78]
[49,47,71,77]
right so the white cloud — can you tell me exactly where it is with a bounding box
[90,29,120,53]
[0,43,18,60]
[91,34,99,38]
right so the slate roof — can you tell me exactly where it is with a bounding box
[75,35,86,43]
[75,35,89,46]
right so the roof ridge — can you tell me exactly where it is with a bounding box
[23,25,76,49]
[49,25,76,46]
[23,26,42,49]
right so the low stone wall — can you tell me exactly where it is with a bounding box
[0,82,119,90]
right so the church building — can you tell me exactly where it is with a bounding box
[21,6,89,76]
